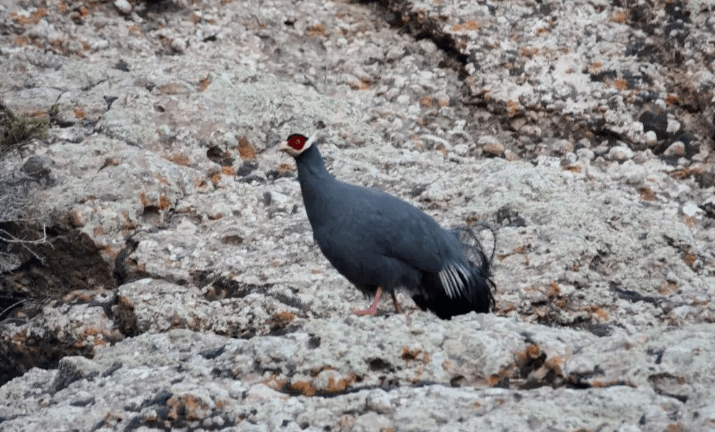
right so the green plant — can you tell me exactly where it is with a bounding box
[0,103,50,159]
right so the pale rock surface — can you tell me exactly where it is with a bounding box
[1,0,714,430]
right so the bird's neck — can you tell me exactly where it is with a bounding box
[295,144,332,182]
[295,145,337,224]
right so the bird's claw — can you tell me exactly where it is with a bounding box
[352,307,378,316]
[352,287,383,317]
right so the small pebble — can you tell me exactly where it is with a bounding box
[663,142,686,157]
[114,0,132,14]
[608,146,634,161]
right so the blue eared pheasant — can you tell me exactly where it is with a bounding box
[279,133,495,319]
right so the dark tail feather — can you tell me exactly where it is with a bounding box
[411,225,496,319]
[450,224,496,268]
[452,224,496,312]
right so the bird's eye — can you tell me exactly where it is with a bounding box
[287,134,306,150]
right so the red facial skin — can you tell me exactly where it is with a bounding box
[286,134,307,151]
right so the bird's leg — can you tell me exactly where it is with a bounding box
[390,291,403,314]
[352,286,383,316]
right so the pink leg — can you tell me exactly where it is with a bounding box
[352,287,383,316]
[390,291,403,314]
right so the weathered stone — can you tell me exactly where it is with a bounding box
[1,0,714,430]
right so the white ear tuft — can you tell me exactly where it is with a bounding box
[305,132,318,148]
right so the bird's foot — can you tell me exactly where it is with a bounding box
[352,306,378,316]
[352,287,382,317]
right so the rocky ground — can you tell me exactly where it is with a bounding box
[0,0,714,430]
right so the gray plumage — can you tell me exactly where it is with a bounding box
[282,134,494,319]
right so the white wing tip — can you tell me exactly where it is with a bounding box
[439,264,469,299]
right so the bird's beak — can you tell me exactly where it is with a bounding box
[277,140,291,153]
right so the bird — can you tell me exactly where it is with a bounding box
[279,132,495,319]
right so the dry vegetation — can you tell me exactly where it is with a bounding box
[0,102,50,272]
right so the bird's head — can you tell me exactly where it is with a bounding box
[279,133,317,158]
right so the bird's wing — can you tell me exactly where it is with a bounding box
[358,187,488,300]
[353,186,454,274]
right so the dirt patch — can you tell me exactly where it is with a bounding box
[1,225,116,307]
[0,224,118,386]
